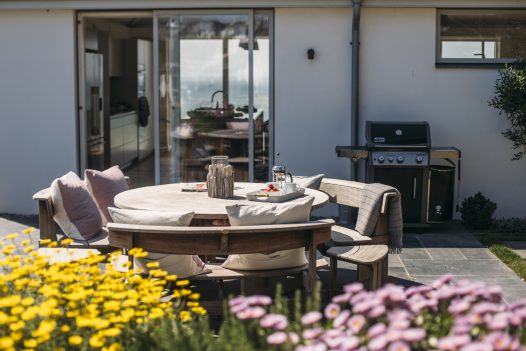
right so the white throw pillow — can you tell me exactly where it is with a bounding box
[108,207,209,278]
[222,196,314,271]
[294,174,325,190]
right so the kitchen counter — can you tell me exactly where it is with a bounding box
[110,111,138,167]
[110,110,136,119]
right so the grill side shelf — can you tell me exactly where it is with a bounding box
[335,146,461,161]
[335,146,368,161]
[430,147,461,160]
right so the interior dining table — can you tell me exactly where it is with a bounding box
[114,182,329,225]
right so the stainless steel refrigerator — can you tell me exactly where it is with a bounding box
[85,52,105,170]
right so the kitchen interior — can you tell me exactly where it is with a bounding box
[84,13,272,186]
[84,16,155,188]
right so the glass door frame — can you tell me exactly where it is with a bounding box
[153,9,274,183]
[76,11,153,174]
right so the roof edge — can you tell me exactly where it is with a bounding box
[1,0,526,11]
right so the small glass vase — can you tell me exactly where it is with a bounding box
[207,156,234,199]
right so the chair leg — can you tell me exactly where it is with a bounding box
[381,256,388,285]
[329,256,337,297]
[357,263,371,289]
[240,280,246,295]
[370,262,382,290]
[366,264,375,291]
[218,280,224,301]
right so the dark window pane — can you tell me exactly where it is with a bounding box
[439,11,526,60]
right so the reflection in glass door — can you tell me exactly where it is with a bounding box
[156,11,271,183]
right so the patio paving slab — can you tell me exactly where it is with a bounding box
[390,223,526,303]
[330,222,526,303]
[0,214,40,246]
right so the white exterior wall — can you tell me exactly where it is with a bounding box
[274,8,352,180]
[360,8,526,217]
[274,7,526,218]
[1,6,525,218]
[0,10,77,214]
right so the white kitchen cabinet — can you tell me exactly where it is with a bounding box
[110,111,137,167]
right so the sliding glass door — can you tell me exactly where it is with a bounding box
[155,10,271,183]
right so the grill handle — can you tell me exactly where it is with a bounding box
[413,177,417,199]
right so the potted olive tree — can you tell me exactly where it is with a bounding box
[489,60,526,160]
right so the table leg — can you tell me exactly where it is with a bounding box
[307,238,317,296]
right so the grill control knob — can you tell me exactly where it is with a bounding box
[388,156,394,163]
[416,155,424,164]
[377,155,385,163]
[396,155,404,164]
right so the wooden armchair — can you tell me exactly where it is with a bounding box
[319,178,399,289]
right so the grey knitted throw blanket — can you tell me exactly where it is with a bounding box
[355,183,403,253]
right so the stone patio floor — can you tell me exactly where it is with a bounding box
[1,214,525,303]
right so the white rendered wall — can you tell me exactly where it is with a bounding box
[359,8,526,217]
[0,10,77,214]
[274,8,352,181]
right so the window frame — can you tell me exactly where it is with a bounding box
[436,9,526,66]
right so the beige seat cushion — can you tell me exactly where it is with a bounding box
[108,207,209,278]
[85,229,110,247]
[331,225,372,245]
[54,229,109,248]
[222,197,314,271]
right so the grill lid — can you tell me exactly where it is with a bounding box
[366,121,430,149]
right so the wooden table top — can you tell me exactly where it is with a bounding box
[114,182,329,220]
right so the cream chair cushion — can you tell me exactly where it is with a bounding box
[294,174,325,190]
[108,207,209,278]
[222,197,314,270]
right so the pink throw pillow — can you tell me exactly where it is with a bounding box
[50,172,102,241]
[85,166,129,224]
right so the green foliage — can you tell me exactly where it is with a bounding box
[490,217,526,234]
[489,60,526,160]
[460,192,497,229]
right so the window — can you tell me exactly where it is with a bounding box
[437,10,526,64]
[157,10,273,183]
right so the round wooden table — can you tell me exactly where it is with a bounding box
[114,182,329,220]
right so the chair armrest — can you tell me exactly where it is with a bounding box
[380,191,398,214]
[33,188,51,201]
[33,187,57,241]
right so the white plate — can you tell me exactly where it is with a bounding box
[180,182,208,192]
[245,188,306,203]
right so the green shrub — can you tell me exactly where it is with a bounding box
[490,217,526,233]
[489,60,526,160]
[460,192,497,229]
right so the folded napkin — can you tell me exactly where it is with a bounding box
[355,183,403,253]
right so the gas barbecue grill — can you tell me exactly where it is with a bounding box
[336,121,461,227]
